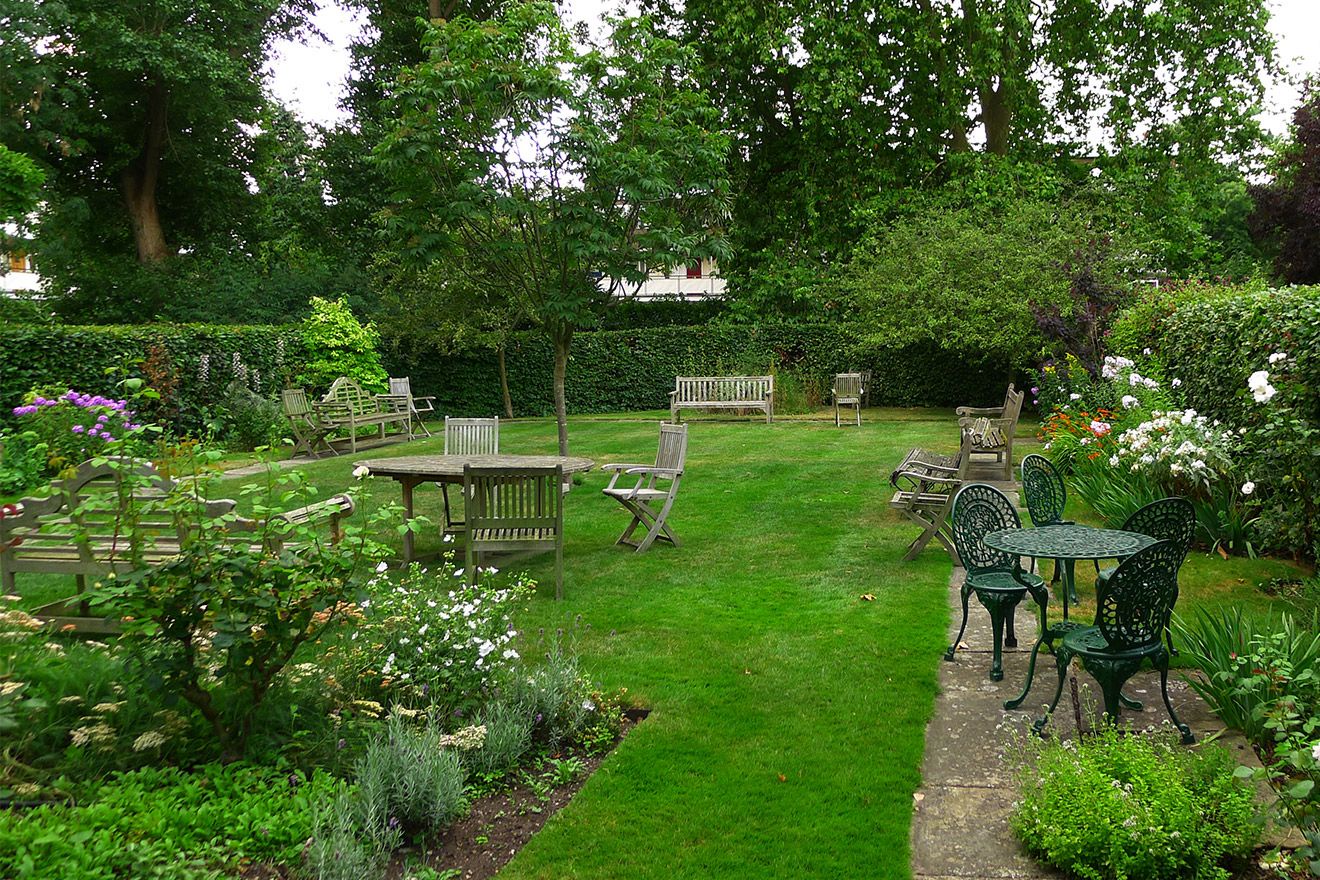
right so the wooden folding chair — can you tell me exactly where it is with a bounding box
[602,423,687,552]
[888,426,975,562]
[387,377,435,438]
[280,388,336,458]
[443,416,499,535]
[464,465,564,600]
[832,372,863,427]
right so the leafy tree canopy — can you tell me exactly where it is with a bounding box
[1251,84,1320,284]
[374,2,732,453]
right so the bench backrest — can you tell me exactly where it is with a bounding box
[655,422,688,473]
[834,373,863,399]
[445,417,499,455]
[388,377,413,397]
[464,466,562,536]
[321,377,381,418]
[1001,386,1024,428]
[673,376,773,404]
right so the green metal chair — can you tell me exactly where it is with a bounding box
[1096,497,1196,654]
[1020,453,1069,586]
[1034,539,1194,744]
[946,483,1047,681]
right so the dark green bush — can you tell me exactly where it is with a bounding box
[219,380,287,452]
[387,322,1021,416]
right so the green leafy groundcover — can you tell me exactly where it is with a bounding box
[0,764,338,880]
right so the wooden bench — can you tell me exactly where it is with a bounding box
[317,377,414,453]
[0,459,354,631]
[670,376,774,423]
[889,427,975,562]
[956,384,1024,481]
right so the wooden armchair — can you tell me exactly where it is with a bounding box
[889,427,976,561]
[386,377,436,438]
[464,465,564,600]
[956,384,1023,481]
[281,388,336,458]
[602,422,687,552]
[832,373,863,427]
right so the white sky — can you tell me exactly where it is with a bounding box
[266,0,1320,136]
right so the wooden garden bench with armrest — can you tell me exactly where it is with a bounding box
[956,384,1024,481]
[670,376,774,424]
[316,377,414,453]
[0,459,355,631]
[889,427,975,562]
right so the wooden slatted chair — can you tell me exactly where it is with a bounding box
[602,423,687,552]
[889,426,976,561]
[442,416,500,536]
[956,384,1024,480]
[386,377,436,438]
[464,465,564,600]
[281,388,336,457]
[832,373,863,427]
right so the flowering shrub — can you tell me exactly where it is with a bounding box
[8,388,148,475]
[337,558,533,712]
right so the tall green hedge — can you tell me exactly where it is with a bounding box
[1156,286,1320,425]
[387,323,1019,416]
[0,324,303,432]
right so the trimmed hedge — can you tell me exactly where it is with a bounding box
[1157,286,1320,426]
[0,324,303,433]
[387,323,1019,416]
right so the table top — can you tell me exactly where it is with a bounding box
[984,524,1156,561]
[353,454,596,480]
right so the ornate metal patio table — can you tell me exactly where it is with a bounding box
[354,454,595,563]
[983,524,1156,711]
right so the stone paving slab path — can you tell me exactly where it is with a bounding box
[909,479,1273,880]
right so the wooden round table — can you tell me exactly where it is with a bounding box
[354,454,596,562]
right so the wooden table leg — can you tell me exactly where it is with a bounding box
[401,478,416,563]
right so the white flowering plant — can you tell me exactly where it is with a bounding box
[341,560,534,712]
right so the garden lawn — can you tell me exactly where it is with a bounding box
[231,408,955,879]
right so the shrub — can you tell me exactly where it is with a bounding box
[1011,724,1259,880]
[332,559,533,712]
[218,379,286,452]
[0,763,338,880]
[0,431,46,495]
[467,699,534,778]
[298,296,388,394]
[355,714,466,837]
[8,389,148,475]
[305,784,391,880]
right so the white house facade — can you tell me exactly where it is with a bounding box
[1,250,41,293]
[611,257,726,300]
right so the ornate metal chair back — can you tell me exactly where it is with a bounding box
[445,417,499,456]
[1122,497,1196,563]
[655,423,688,473]
[950,483,1021,575]
[1020,454,1067,526]
[1096,539,1182,651]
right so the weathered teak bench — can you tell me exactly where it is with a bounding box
[889,427,975,562]
[670,376,774,423]
[0,459,354,631]
[956,384,1024,481]
[317,376,414,453]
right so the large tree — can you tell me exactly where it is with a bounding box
[1250,85,1320,284]
[375,2,731,454]
[0,0,317,317]
[640,0,1277,300]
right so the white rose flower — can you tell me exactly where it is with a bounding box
[1121,395,1139,409]
[1241,481,1256,496]
[1269,352,1288,364]
[1069,393,1081,401]
[1171,378,1182,387]
[352,465,370,479]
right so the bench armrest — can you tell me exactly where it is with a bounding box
[602,462,644,472]
[624,466,680,478]
[955,405,1005,418]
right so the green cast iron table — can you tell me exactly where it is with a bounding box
[984,524,1157,711]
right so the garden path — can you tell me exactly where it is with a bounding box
[910,477,1271,880]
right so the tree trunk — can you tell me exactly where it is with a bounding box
[122,81,171,264]
[551,330,571,457]
[497,343,513,418]
[980,82,1012,155]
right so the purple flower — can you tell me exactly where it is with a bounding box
[33,396,47,406]
[387,817,401,830]
[96,414,109,423]
[1030,386,1039,395]
[71,425,85,434]
[336,738,346,750]
[100,435,114,442]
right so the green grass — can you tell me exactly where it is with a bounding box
[6,408,1311,878]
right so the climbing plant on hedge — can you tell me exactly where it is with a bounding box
[295,297,387,394]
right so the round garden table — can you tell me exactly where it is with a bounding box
[983,524,1156,711]
[354,454,596,563]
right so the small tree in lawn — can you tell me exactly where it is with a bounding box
[374,2,731,455]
